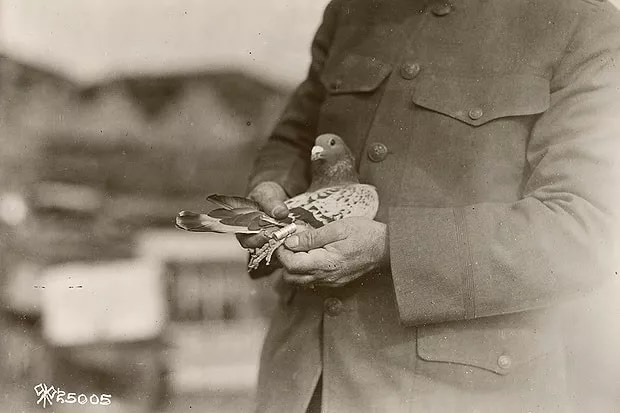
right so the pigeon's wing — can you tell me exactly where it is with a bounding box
[284,186,342,217]
[176,210,262,233]
[285,184,379,225]
[177,193,294,234]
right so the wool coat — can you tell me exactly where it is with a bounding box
[248,0,620,411]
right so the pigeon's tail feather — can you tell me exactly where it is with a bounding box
[176,210,260,234]
[207,194,261,211]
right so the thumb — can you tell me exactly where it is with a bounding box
[284,224,346,252]
[248,181,289,219]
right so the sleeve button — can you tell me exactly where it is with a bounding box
[431,3,453,16]
[497,354,512,370]
[468,108,484,120]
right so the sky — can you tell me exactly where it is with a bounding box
[0,0,619,86]
[0,0,331,86]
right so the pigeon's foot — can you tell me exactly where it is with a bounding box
[247,224,298,270]
[264,238,286,265]
[248,238,284,269]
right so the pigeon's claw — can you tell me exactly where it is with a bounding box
[248,240,280,269]
[247,224,299,270]
[248,249,265,270]
[264,238,287,265]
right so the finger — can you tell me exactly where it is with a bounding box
[236,233,269,249]
[282,272,316,286]
[284,224,347,252]
[313,275,355,288]
[249,182,289,219]
[276,248,315,274]
[277,247,340,274]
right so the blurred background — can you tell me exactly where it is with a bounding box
[0,1,619,412]
[0,1,329,412]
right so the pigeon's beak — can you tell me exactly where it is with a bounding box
[310,145,324,161]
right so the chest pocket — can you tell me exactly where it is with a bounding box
[410,74,550,126]
[320,54,393,94]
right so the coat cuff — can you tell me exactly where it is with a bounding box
[388,207,474,326]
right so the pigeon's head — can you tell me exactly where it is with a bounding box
[308,134,359,188]
[311,134,351,162]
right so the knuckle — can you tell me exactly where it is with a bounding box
[281,258,301,273]
[333,226,347,240]
[303,231,317,248]
[247,186,264,202]
[249,184,271,202]
[248,182,288,217]
[318,224,345,244]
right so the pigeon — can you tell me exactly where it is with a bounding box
[175,133,379,270]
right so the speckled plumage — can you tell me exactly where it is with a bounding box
[176,133,379,269]
[285,183,378,224]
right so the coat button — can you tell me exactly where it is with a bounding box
[497,355,512,370]
[324,297,343,316]
[367,143,389,162]
[431,3,453,16]
[468,108,484,120]
[400,62,421,80]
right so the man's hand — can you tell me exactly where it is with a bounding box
[276,217,389,287]
[236,181,290,249]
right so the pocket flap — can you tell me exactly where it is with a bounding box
[321,54,393,94]
[417,315,557,375]
[411,74,550,126]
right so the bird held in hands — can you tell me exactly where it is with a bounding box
[175,134,379,270]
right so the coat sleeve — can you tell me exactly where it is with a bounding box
[247,2,339,197]
[389,8,620,326]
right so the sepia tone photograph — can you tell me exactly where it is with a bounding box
[1,0,619,412]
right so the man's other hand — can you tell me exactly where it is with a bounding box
[277,217,389,287]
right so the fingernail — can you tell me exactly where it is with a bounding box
[272,205,288,218]
[286,235,299,248]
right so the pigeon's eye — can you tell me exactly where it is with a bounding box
[329,139,336,146]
